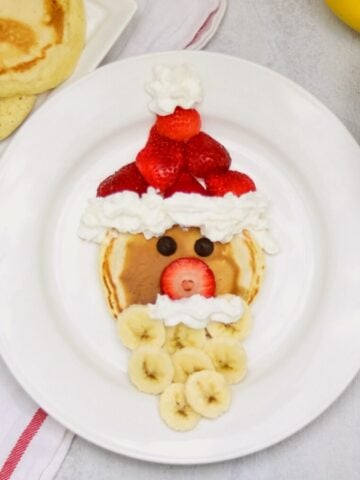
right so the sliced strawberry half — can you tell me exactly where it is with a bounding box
[164,171,208,198]
[96,162,149,197]
[186,132,231,178]
[160,257,215,300]
[205,170,256,197]
[136,127,185,193]
[156,107,201,142]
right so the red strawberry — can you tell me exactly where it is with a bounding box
[156,107,201,142]
[146,125,166,146]
[136,128,185,193]
[186,132,231,178]
[160,258,215,300]
[97,162,149,197]
[164,171,208,198]
[205,170,256,197]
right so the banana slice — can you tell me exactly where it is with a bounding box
[159,383,200,431]
[117,305,165,350]
[185,370,231,418]
[172,347,214,383]
[205,338,247,384]
[207,301,252,341]
[165,324,206,354]
[128,346,174,394]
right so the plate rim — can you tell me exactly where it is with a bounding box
[1,50,360,464]
[70,0,138,80]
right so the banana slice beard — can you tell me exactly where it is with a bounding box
[207,301,252,341]
[159,383,200,431]
[129,346,174,394]
[205,338,247,384]
[117,305,165,350]
[172,347,214,383]
[164,324,206,354]
[185,370,231,419]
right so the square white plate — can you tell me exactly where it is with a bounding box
[0,0,137,158]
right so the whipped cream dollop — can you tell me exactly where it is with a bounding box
[148,294,245,329]
[145,64,203,115]
[78,188,278,253]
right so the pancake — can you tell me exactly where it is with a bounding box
[0,94,36,140]
[0,0,85,97]
[100,227,266,318]
[231,229,265,304]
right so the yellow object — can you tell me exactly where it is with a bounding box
[325,0,360,32]
[0,0,86,97]
[172,347,214,383]
[159,383,200,431]
[117,304,166,350]
[164,324,206,354]
[0,95,36,140]
[185,370,231,419]
[128,346,174,394]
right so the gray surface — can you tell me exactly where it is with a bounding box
[56,1,360,479]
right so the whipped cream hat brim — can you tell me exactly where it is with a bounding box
[78,188,278,254]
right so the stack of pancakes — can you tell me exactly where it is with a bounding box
[0,0,85,140]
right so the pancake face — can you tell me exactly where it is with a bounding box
[100,227,266,318]
[0,0,85,97]
[0,94,36,140]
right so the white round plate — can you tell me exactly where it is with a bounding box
[0,51,359,464]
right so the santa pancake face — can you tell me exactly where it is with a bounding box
[79,64,278,431]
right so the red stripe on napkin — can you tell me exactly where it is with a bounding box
[0,409,48,480]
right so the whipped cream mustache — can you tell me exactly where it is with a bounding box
[148,294,245,329]
[78,188,279,253]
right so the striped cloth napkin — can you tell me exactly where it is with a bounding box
[0,1,226,479]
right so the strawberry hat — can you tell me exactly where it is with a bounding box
[97,63,256,200]
[79,64,278,255]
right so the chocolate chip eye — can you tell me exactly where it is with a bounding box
[156,236,177,256]
[194,237,214,257]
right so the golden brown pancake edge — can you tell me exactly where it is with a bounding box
[0,0,86,97]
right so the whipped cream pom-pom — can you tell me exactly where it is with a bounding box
[145,64,203,115]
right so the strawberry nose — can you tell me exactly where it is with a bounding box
[160,257,216,300]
